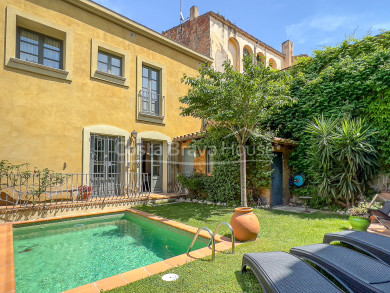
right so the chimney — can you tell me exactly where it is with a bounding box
[282,40,294,68]
[190,6,199,21]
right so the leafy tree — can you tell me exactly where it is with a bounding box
[189,126,274,204]
[307,116,378,207]
[180,56,293,206]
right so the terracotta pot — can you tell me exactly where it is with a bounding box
[82,192,92,201]
[230,207,260,241]
[349,216,371,231]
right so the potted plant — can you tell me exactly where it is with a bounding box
[347,201,372,231]
[78,185,92,201]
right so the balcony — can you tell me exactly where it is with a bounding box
[137,89,165,123]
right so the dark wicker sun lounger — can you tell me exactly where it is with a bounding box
[290,244,390,293]
[241,251,343,293]
[369,200,390,229]
[323,230,390,266]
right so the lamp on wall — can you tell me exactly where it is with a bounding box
[131,130,138,149]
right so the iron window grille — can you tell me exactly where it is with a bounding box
[16,27,63,69]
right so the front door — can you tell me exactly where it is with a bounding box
[142,141,163,193]
[90,134,125,196]
[271,152,283,206]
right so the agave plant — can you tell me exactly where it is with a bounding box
[307,116,378,207]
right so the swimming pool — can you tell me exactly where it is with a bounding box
[13,212,209,293]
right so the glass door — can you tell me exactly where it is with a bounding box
[90,134,125,197]
[151,142,163,192]
[142,66,160,116]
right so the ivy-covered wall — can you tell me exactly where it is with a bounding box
[268,32,390,187]
[178,127,275,204]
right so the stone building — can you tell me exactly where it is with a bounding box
[0,0,212,198]
[163,6,295,71]
[163,6,299,206]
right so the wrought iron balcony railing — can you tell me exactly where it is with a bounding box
[138,89,165,119]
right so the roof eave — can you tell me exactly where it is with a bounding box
[63,0,213,63]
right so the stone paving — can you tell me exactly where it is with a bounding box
[272,205,319,213]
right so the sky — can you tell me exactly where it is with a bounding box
[94,0,390,56]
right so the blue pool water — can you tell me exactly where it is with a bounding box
[13,212,208,293]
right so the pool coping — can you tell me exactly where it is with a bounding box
[0,208,238,293]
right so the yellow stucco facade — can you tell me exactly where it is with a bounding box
[0,0,212,193]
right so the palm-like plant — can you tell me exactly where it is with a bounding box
[307,116,378,207]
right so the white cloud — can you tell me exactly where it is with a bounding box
[309,15,356,32]
[286,14,367,49]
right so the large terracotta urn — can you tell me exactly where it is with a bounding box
[230,207,260,241]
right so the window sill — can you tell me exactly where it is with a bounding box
[137,112,165,124]
[7,58,70,80]
[92,70,128,86]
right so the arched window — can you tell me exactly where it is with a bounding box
[228,38,239,70]
[256,52,265,65]
[243,45,252,57]
[269,58,277,69]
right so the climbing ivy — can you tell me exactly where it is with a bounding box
[180,127,274,204]
[268,32,390,194]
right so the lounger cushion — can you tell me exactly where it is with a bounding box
[323,230,390,265]
[291,244,390,292]
[242,251,342,293]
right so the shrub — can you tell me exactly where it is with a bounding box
[190,126,274,204]
[177,173,207,199]
[306,116,378,207]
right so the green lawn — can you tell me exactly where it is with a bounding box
[109,203,349,293]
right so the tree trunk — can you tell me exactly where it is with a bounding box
[239,143,247,207]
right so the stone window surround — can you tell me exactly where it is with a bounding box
[90,39,130,87]
[136,56,167,125]
[5,6,73,81]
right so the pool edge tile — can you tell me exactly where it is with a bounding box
[163,255,189,268]
[121,267,151,283]
[64,282,100,293]
[0,223,16,293]
[95,274,128,291]
[144,261,171,275]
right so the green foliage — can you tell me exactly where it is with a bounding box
[181,55,293,206]
[306,116,378,207]
[177,173,207,199]
[0,160,67,204]
[190,126,274,204]
[267,32,390,201]
[176,127,274,204]
[347,201,382,219]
